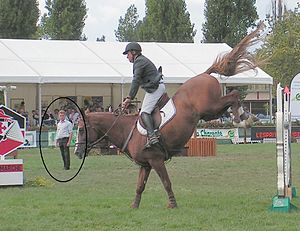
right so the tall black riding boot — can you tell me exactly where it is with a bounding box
[141,112,159,148]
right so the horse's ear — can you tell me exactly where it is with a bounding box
[158,66,162,74]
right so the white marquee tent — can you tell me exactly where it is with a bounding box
[0,39,272,85]
[0,39,273,122]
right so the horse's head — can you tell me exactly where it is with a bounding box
[75,110,133,157]
[74,113,104,158]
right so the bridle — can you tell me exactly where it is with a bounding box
[76,107,126,153]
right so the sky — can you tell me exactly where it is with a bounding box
[38,0,299,42]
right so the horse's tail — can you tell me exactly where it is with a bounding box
[205,22,264,76]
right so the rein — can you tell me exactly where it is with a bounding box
[85,108,125,152]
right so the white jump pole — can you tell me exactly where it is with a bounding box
[271,83,296,212]
[275,83,285,197]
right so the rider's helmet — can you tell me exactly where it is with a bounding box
[123,42,142,55]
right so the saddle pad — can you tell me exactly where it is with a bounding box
[137,98,176,136]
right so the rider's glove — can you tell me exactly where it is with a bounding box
[122,97,131,109]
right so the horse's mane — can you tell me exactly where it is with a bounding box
[87,111,138,122]
[205,22,264,76]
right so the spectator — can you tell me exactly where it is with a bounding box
[68,108,80,125]
[32,110,39,126]
[42,109,55,126]
[53,108,59,121]
[56,110,73,170]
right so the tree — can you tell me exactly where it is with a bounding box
[115,0,195,43]
[115,4,140,42]
[202,0,258,47]
[138,0,195,42]
[264,0,287,34]
[96,35,106,42]
[40,0,87,40]
[256,6,300,87]
[0,0,39,39]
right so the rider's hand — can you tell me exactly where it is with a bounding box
[122,97,131,109]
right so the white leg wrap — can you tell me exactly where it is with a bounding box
[237,106,244,116]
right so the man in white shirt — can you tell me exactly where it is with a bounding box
[56,110,73,170]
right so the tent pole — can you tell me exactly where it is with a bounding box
[3,87,8,107]
[38,83,42,125]
[121,77,124,101]
[110,83,114,107]
[269,84,273,123]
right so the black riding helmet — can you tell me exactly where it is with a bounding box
[123,42,142,55]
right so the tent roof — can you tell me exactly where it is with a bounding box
[0,39,273,85]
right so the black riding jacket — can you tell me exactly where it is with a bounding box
[128,54,162,100]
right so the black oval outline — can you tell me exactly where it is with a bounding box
[38,97,88,183]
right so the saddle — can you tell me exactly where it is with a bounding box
[121,92,175,160]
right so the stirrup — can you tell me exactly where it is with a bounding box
[145,134,159,148]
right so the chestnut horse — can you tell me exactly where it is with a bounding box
[75,25,263,208]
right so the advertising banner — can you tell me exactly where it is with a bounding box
[0,159,23,185]
[0,105,25,185]
[196,128,239,143]
[251,126,300,141]
[22,131,37,148]
[0,105,25,158]
[290,73,300,121]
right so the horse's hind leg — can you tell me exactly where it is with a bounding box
[149,159,177,208]
[131,166,152,208]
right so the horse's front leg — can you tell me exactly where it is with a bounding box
[214,90,244,123]
[131,165,152,208]
[150,159,177,208]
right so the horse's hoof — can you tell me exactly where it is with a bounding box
[131,203,139,209]
[167,203,177,209]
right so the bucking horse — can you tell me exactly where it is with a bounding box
[75,24,264,208]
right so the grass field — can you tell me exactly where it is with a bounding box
[1,144,300,231]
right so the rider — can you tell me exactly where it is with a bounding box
[122,42,165,148]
